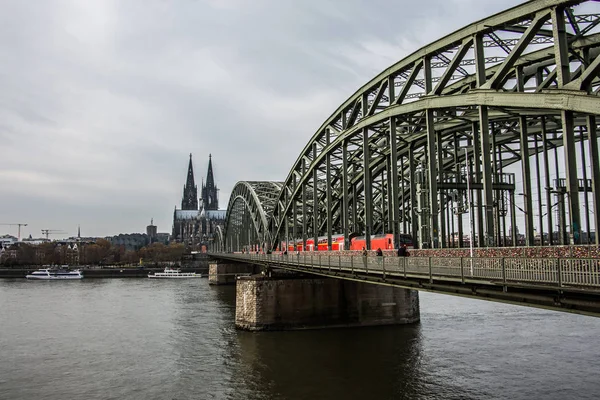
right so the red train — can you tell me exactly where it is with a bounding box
[280,233,413,252]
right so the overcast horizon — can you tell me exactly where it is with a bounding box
[0,0,523,239]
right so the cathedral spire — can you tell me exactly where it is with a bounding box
[186,153,195,188]
[206,154,214,189]
[181,154,199,210]
[202,154,219,211]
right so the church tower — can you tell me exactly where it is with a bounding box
[181,153,199,210]
[201,154,219,211]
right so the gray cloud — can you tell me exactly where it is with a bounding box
[0,0,521,238]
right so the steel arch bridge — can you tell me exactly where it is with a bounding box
[223,181,283,252]
[223,0,600,253]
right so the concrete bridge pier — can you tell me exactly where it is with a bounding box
[235,275,420,331]
[208,261,257,285]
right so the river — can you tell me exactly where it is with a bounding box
[0,278,598,399]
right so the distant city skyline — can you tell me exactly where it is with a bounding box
[0,0,523,238]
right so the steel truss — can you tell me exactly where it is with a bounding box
[226,0,600,252]
[223,181,283,252]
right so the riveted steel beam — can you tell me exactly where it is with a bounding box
[226,1,600,252]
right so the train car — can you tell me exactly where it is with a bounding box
[283,235,346,252]
[334,235,346,251]
[279,241,295,252]
[289,238,314,252]
[279,233,412,252]
[316,235,345,251]
[350,234,389,251]
[350,233,414,250]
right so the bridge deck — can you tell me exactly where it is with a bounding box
[210,253,600,318]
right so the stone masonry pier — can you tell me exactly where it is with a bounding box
[235,275,420,331]
[208,261,257,285]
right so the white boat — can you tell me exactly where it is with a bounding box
[148,267,201,279]
[26,268,84,280]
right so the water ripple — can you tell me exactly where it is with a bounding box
[0,280,599,399]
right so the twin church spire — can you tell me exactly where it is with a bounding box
[181,153,198,210]
[181,153,218,211]
[202,154,218,211]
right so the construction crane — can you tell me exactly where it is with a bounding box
[41,229,67,240]
[0,223,28,241]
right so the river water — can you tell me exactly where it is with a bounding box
[0,278,599,400]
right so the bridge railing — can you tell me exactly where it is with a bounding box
[214,253,600,290]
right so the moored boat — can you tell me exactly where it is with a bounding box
[148,267,201,279]
[26,268,84,280]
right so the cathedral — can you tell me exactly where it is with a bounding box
[172,154,226,246]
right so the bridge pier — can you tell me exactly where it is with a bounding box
[235,275,420,331]
[208,261,257,285]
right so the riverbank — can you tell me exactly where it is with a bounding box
[0,266,209,279]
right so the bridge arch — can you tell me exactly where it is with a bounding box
[267,0,600,251]
[213,225,224,252]
[223,181,283,252]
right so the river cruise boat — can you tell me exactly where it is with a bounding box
[26,268,84,280]
[148,267,201,279]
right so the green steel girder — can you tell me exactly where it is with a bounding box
[223,181,283,251]
[224,0,600,250]
[271,89,600,244]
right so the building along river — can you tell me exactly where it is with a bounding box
[0,278,599,400]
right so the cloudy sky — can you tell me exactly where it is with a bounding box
[0,0,523,239]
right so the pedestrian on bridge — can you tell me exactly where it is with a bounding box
[398,244,408,257]
[376,248,383,265]
[362,247,368,270]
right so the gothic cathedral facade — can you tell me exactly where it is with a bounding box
[172,154,226,246]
